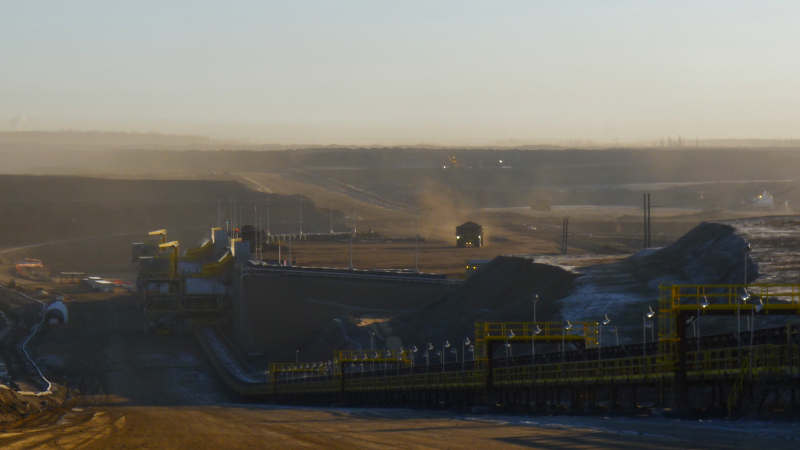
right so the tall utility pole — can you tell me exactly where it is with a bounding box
[643,193,647,249]
[330,204,333,234]
[298,196,303,235]
[647,192,653,248]
[415,209,432,273]
[349,207,355,270]
[561,218,569,254]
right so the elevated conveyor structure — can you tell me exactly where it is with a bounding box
[198,284,800,413]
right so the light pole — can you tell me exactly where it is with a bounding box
[698,296,709,369]
[644,306,655,358]
[531,324,541,379]
[608,326,618,346]
[349,207,357,270]
[505,330,514,368]
[426,343,433,372]
[743,243,751,285]
[600,315,610,361]
[287,235,292,266]
[562,321,572,365]
[739,293,749,350]
[442,340,450,372]
[414,208,432,273]
[412,345,418,368]
[751,299,763,362]
[462,337,470,372]
[397,350,404,376]
[532,294,538,323]
[370,332,374,351]
[296,350,299,363]
[258,201,282,261]
[330,204,334,234]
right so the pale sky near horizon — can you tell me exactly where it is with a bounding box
[2,1,799,145]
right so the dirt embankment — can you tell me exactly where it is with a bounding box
[387,217,800,348]
[386,257,579,348]
[240,275,448,361]
[557,217,800,338]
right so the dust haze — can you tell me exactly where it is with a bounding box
[3,1,800,446]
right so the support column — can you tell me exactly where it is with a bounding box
[486,342,494,406]
[676,311,689,408]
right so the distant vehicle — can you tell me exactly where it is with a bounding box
[752,191,774,209]
[15,258,50,281]
[456,221,484,248]
[465,259,491,277]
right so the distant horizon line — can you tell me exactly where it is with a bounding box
[1,129,799,150]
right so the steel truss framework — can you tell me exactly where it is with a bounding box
[199,284,800,414]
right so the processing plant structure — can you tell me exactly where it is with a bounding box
[132,228,235,334]
[130,224,800,417]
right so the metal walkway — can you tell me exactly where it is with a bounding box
[198,284,800,413]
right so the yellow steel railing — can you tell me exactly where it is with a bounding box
[667,284,800,312]
[230,285,800,397]
[334,349,412,365]
[475,322,599,361]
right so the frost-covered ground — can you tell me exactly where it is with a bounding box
[524,216,800,342]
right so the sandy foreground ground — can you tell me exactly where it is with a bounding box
[0,288,796,449]
[2,404,799,449]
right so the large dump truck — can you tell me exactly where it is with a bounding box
[456,221,483,248]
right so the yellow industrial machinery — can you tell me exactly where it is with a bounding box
[135,228,226,335]
[191,252,233,278]
[182,240,214,262]
[149,229,167,244]
[158,241,180,278]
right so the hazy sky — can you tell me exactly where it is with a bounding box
[2,1,799,144]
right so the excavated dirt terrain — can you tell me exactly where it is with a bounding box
[384,217,800,350]
[1,167,799,447]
